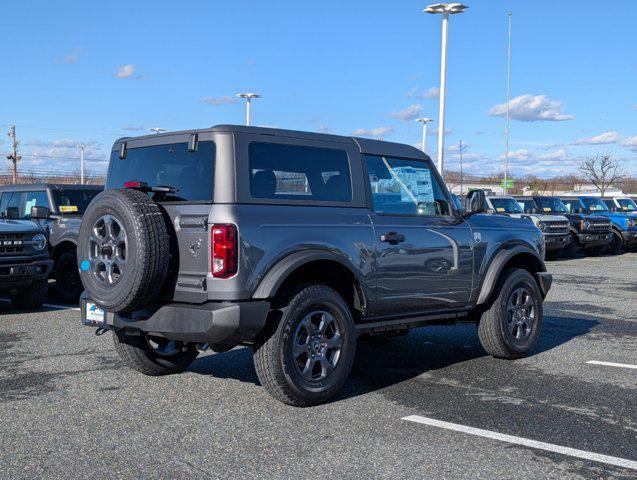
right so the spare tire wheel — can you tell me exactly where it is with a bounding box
[77,189,170,313]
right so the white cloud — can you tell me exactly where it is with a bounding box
[502,149,530,161]
[489,94,574,122]
[406,86,439,100]
[389,104,422,121]
[572,131,620,145]
[121,125,145,131]
[200,95,236,106]
[115,64,136,78]
[55,47,82,64]
[446,141,469,153]
[352,126,395,137]
[619,135,637,152]
[427,127,452,137]
[316,125,330,134]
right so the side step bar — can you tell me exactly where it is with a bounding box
[356,310,471,335]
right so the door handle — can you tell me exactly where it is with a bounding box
[380,232,405,244]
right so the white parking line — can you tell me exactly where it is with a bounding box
[0,298,79,311]
[402,415,637,471]
[586,360,637,370]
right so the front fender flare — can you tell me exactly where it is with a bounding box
[476,245,546,305]
[252,249,362,299]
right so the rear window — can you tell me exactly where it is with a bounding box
[107,141,215,202]
[248,142,351,202]
[54,189,102,213]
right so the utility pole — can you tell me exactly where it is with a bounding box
[6,126,22,185]
[504,12,512,195]
[76,144,91,185]
[459,139,464,195]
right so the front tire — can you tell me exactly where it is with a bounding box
[478,268,543,359]
[253,285,356,407]
[10,279,48,310]
[54,250,83,303]
[606,230,623,255]
[112,330,199,376]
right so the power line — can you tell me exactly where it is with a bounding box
[0,123,123,136]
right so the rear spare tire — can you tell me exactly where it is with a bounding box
[77,189,170,313]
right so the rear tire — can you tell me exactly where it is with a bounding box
[478,268,542,360]
[10,279,48,310]
[112,330,199,376]
[253,285,356,407]
[54,250,83,303]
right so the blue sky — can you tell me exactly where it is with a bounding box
[2,0,636,178]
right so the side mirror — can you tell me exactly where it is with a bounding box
[30,206,50,219]
[464,190,486,215]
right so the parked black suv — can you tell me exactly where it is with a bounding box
[78,125,552,406]
[0,184,103,301]
[514,196,612,256]
[0,207,53,309]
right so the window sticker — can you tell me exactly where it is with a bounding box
[496,207,505,212]
[543,207,551,212]
[390,166,436,214]
[60,205,78,212]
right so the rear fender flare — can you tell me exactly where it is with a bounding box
[252,249,362,300]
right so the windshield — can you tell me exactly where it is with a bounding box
[489,198,523,213]
[536,197,568,213]
[617,198,637,211]
[580,197,609,212]
[54,188,102,213]
[107,141,215,202]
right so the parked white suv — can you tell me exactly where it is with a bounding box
[485,196,571,253]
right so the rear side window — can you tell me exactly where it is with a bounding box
[107,142,215,202]
[248,142,352,202]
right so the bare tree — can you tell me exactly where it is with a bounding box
[578,154,623,196]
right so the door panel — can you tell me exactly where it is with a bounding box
[371,214,473,315]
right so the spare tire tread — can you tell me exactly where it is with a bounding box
[78,189,170,313]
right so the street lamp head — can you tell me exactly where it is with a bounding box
[424,3,468,15]
[236,92,261,99]
[149,127,167,134]
[416,117,434,124]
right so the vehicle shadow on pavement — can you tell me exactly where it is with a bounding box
[338,314,598,402]
[184,314,598,402]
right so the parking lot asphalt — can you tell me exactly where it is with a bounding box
[1,253,636,479]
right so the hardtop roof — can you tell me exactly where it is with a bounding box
[113,124,429,161]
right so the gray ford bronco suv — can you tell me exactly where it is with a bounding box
[78,125,552,406]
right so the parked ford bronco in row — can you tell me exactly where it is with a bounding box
[0,184,103,302]
[78,125,552,406]
[483,195,570,255]
[561,196,637,254]
[514,196,612,256]
[0,207,53,309]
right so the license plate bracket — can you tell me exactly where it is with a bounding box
[83,301,106,327]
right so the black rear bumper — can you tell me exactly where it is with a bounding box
[81,293,270,346]
[0,258,53,290]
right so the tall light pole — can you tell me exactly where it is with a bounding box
[76,144,91,185]
[149,127,166,134]
[459,139,464,195]
[504,12,512,195]
[236,92,261,126]
[424,3,468,178]
[415,117,434,154]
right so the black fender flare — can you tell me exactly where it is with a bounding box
[252,249,363,300]
[476,244,546,305]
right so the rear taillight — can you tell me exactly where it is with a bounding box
[211,224,238,278]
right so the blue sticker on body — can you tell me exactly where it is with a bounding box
[80,260,90,271]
